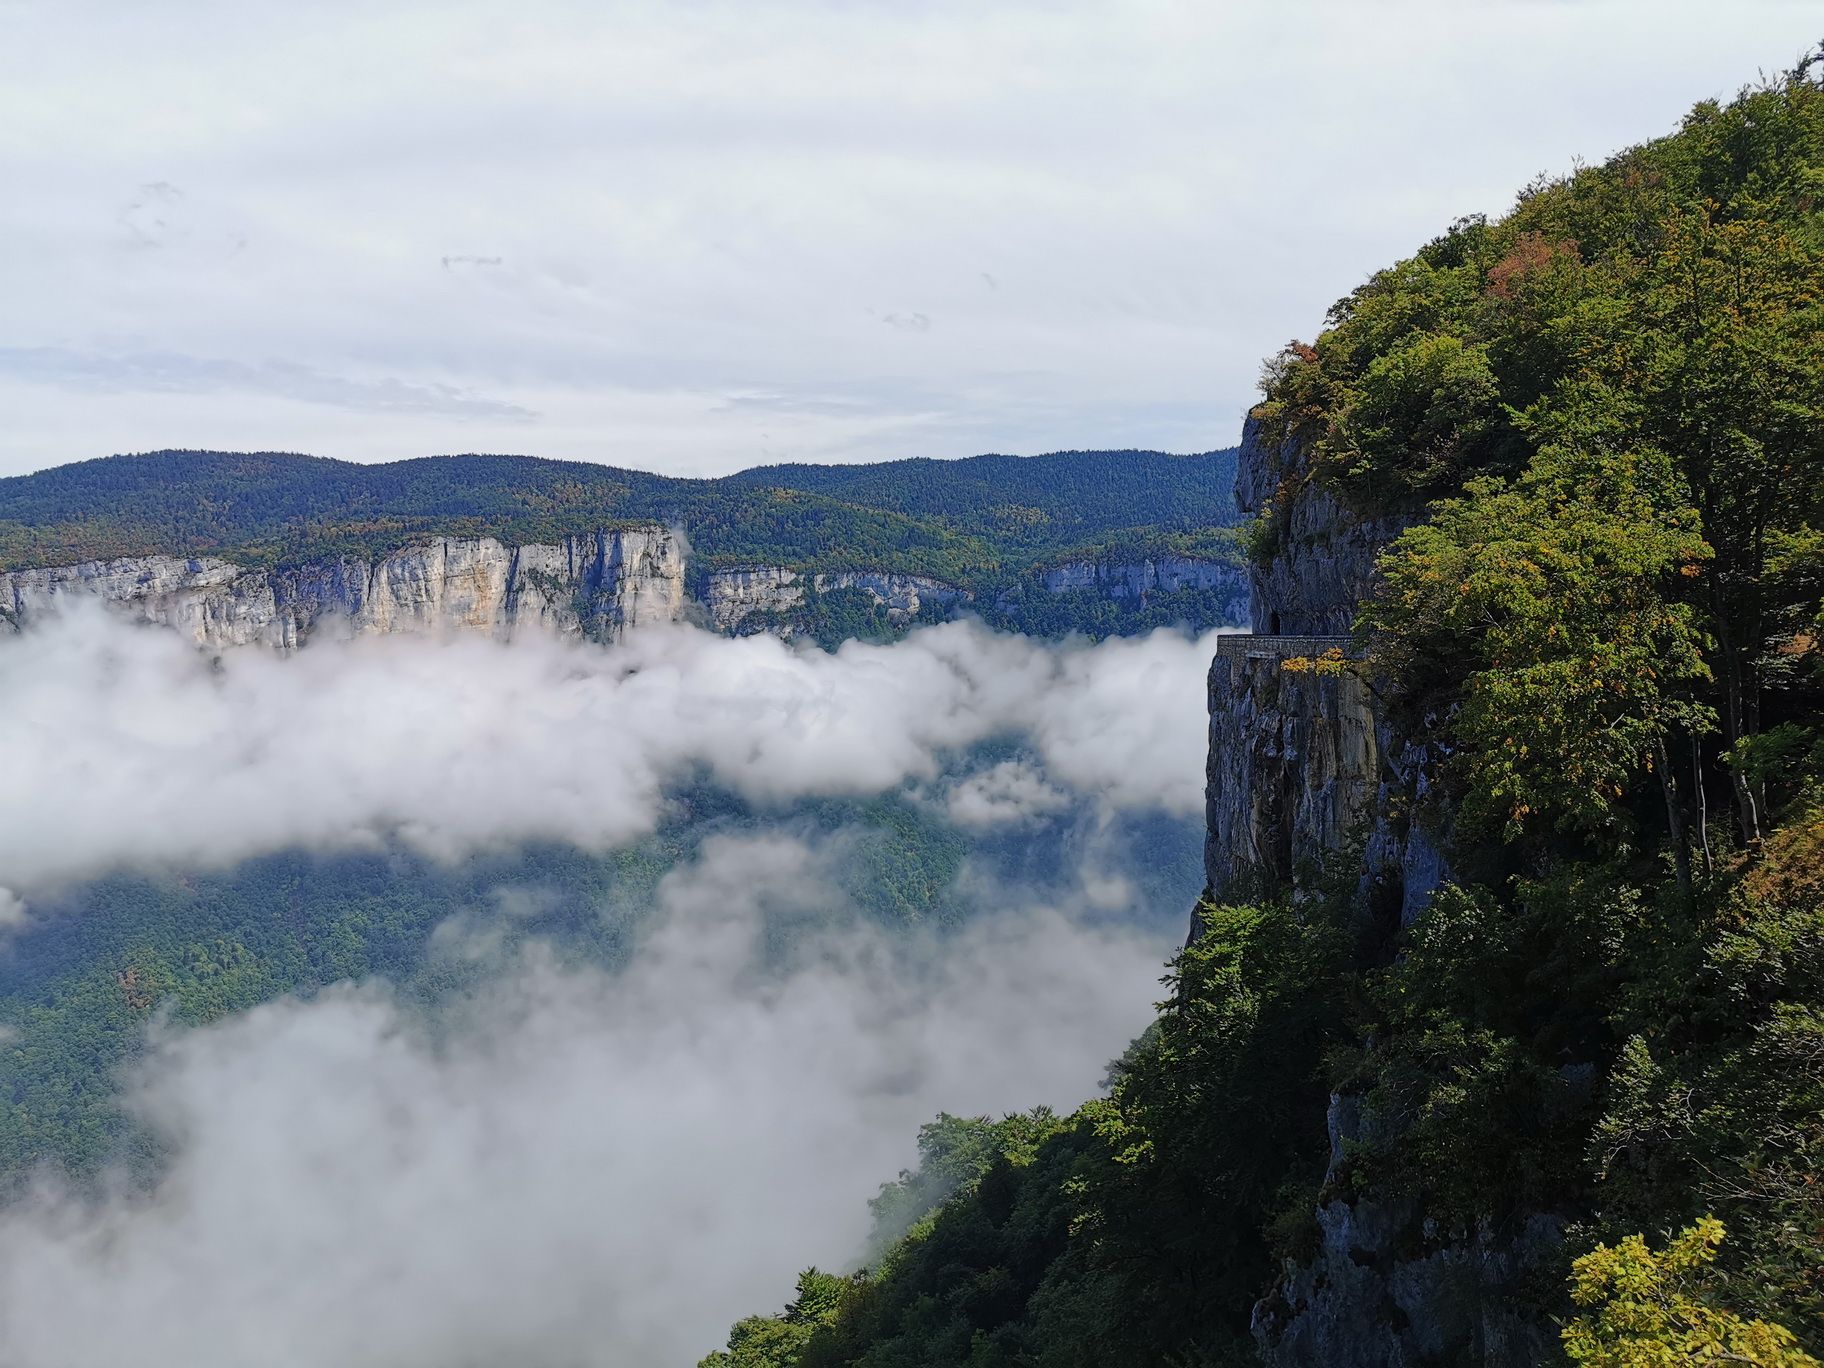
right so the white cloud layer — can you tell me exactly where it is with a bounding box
[0,831,1176,1367]
[1,1,1817,474]
[0,608,1224,896]
[942,758,1074,828]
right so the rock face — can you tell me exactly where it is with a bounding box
[819,570,964,619]
[0,528,687,650]
[702,568,964,633]
[1204,414,1547,1366]
[4,538,1247,648]
[1205,416,1440,914]
[702,567,805,631]
[1249,1093,1560,1368]
[1235,414,1414,637]
[1204,632,1379,898]
[1039,555,1250,623]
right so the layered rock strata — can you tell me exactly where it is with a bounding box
[0,528,687,650]
[702,568,964,633]
[1204,415,1549,1366]
[1204,416,1439,915]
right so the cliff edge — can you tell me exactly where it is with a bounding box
[1206,415,1550,1368]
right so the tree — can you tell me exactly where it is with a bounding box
[699,1269,847,1368]
[1630,203,1824,841]
[1366,439,1713,853]
[1562,1218,1821,1367]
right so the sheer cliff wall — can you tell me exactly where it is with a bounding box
[1205,416,1551,1368]
[0,529,687,649]
[1204,416,1444,922]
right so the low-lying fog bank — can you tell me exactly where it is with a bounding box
[0,609,1228,1363]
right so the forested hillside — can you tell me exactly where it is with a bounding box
[703,59,1824,1368]
[0,446,1239,587]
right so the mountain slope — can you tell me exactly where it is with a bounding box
[0,446,1240,586]
[700,57,1824,1368]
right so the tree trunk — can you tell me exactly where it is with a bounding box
[1658,735,1693,898]
[1691,730,1714,877]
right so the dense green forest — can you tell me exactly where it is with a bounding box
[0,446,1240,591]
[702,62,1824,1367]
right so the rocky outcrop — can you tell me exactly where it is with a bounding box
[1205,418,1441,913]
[1038,555,1249,624]
[1203,415,1548,1365]
[1236,414,1415,637]
[703,567,805,631]
[1042,554,1246,597]
[1204,633,1449,925]
[1251,1094,1560,1368]
[1204,634,1378,899]
[0,555,285,648]
[0,528,687,650]
[5,539,1241,649]
[702,567,964,633]
[818,570,963,619]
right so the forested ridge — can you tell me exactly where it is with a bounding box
[702,60,1824,1368]
[0,446,1240,588]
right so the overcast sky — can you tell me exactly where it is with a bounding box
[2,1,1818,479]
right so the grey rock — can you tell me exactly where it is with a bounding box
[701,567,965,634]
[1205,424,1448,916]
[0,527,688,650]
[702,567,806,631]
[812,570,963,620]
[1237,414,1417,637]
[1208,416,1564,1365]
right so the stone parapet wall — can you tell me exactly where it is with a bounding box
[1214,633,1354,662]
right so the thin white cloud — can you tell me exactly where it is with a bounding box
[0,346,535,420]
[0,608,1226,896]
[943,758,1074,828]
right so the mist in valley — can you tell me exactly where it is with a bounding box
[0,610,1224,1365]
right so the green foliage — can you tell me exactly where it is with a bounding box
[1563,1219,1821,1367]
[709,898,1349,1367]
[1366,440,1713,837]
[0,447,1240,592]
[1282,63,1824,852]
[702,1270,851,1368]
[1335,332,1504,490]
[1050,899,1350,1360]
[971,584,1241,642]
[865,1111,1065,1256]
[708,58,1824,1367]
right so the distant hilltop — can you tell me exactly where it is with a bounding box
[0,446,1240,585]
[0,447,1250,646]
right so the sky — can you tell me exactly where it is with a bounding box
[2,1,1820,478]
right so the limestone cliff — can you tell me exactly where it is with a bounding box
[1249,1090,1561,1368]
[2,537,1243,647]
[1039,555,1248,622]
[1205,416,1440,916]
[1204,416,1547,1367]
[702,567,965,633]
[1234,414,1414,637]
[0,528,687,650]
